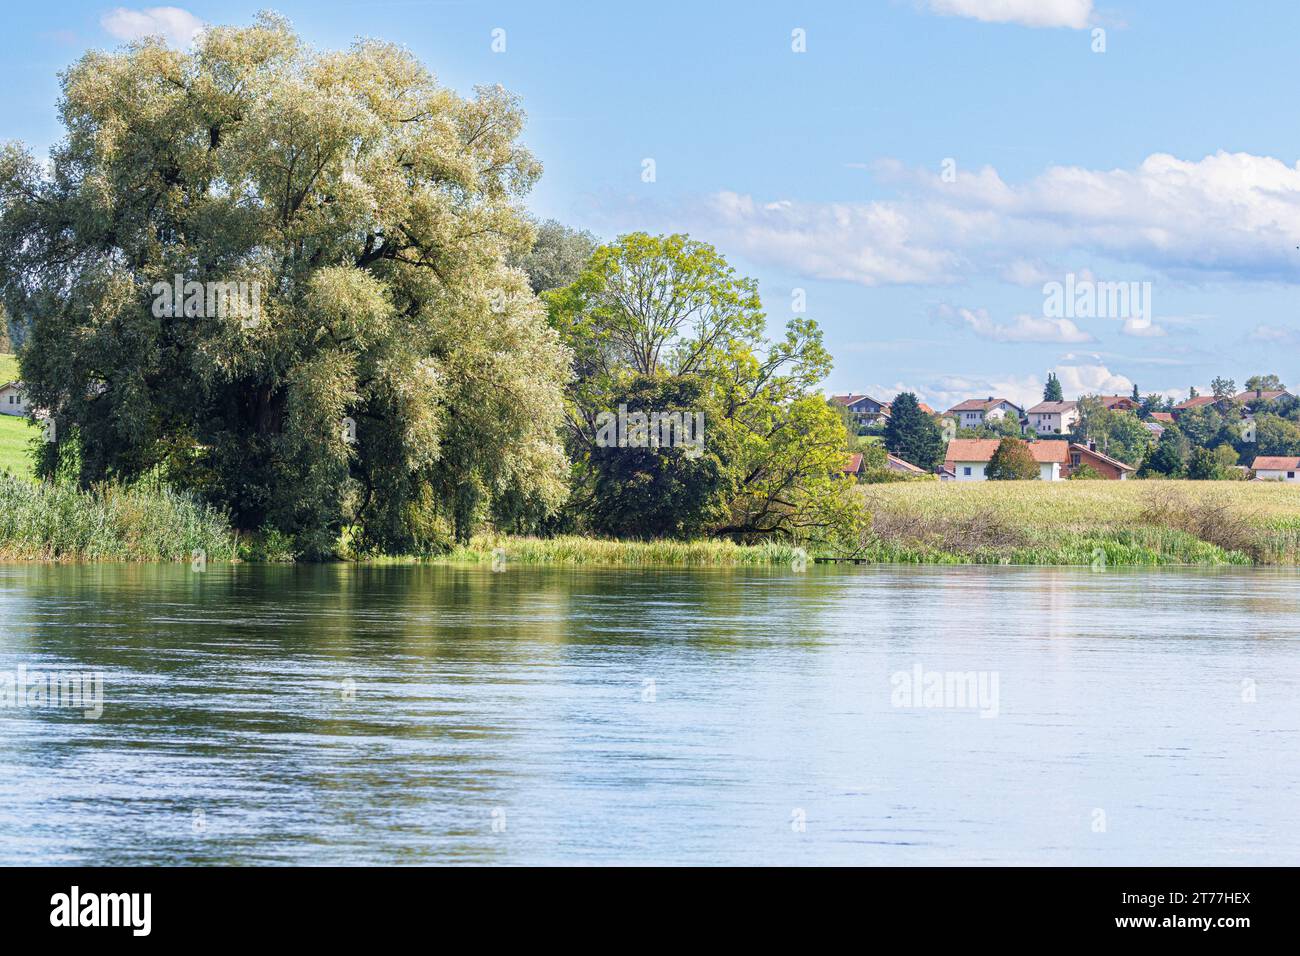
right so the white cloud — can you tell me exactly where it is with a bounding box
[1121,317,1167,338]
[938,305,1093,343]
[919,373,1046,413]
[101,6,203,48]
[701,151,1300,288]
[1051,363,1133,397]
[925,0,1093,29]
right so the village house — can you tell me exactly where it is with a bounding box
[942,439,1134,481]
[0,381,28,416]
[1149,411,1174,424]
[840,450,930,480]
[943,439,1069,481]
[1025,400,1078,436]
[1096,395,1139,412]
[1171,395,1219,418]
[831,394,891,426]
[944,397,1024,429]
[1250,456,1300,482]
[886,453,928,476]
[1227,387,1289,405]
[1068,442,1135,479]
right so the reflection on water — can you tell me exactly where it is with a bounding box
[0,562,1296,865]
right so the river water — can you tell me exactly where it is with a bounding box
[1,562,1296,865]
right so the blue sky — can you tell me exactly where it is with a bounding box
[4,1,1300,409]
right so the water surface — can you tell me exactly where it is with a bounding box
[1,562,1296,865]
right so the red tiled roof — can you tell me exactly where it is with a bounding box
[886,454,927,474]
[1235,389,1290,403]
[842,452,864,474]
[944,439,1068,466]
[1150,411,1174,422]
[1251,456,1300,471]
[1173,395,1218,411]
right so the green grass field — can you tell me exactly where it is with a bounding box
[854,479,1300,565]
[0,353,38,477]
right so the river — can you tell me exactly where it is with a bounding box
[1,563,1296,865]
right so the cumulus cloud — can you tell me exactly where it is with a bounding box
[937,305,1093,343]
[918,373,1046,413]
[1050,363,1134,397]
[101,6,203,48]
[1120,317,1167,338]
[702,151,1300,288]
[925,0,1093,29]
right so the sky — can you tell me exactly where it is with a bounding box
[3,1,1300,411]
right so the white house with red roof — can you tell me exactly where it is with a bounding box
[1251,456,1300,482]
[944,397,1024,429]
[1025,400,1078,436]
[944,439,1068,481]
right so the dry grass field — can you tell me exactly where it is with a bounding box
[853,480,1300,565]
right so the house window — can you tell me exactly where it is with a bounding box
[1289,472,1295,479]
[963,466,972,476]
[1071,454,1081,467]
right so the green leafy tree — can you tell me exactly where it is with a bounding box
[1068,463,1103,480]
[883,392,944,469]
[1075,398,1152,469]
[1177,405,1227,449]
[1187,446,1225,480]
[1210,377,1236,401]
[1043,372,1063,401]
[587,376,734,538]
[511,219,599,294]
[548,232,863,545]
[1212,442,1240,474]
[1244,374,1284,393]
[1253,413,1300,456]
[986,437,1038,480]
[1138,393,1169,419]
[0,17,572,555]
[1139,425,1190,478]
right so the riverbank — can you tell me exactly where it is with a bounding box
[4,473,1299,568]
[0,475,236,562]
[385,535,808,568]
[855,480,1300,566]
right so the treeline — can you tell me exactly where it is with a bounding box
[0,16,863,558]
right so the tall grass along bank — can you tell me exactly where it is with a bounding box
[420,535,807,568]
[0,476,236,562]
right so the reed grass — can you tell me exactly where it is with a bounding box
[431,534,805,567]
[0,475,236,562]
